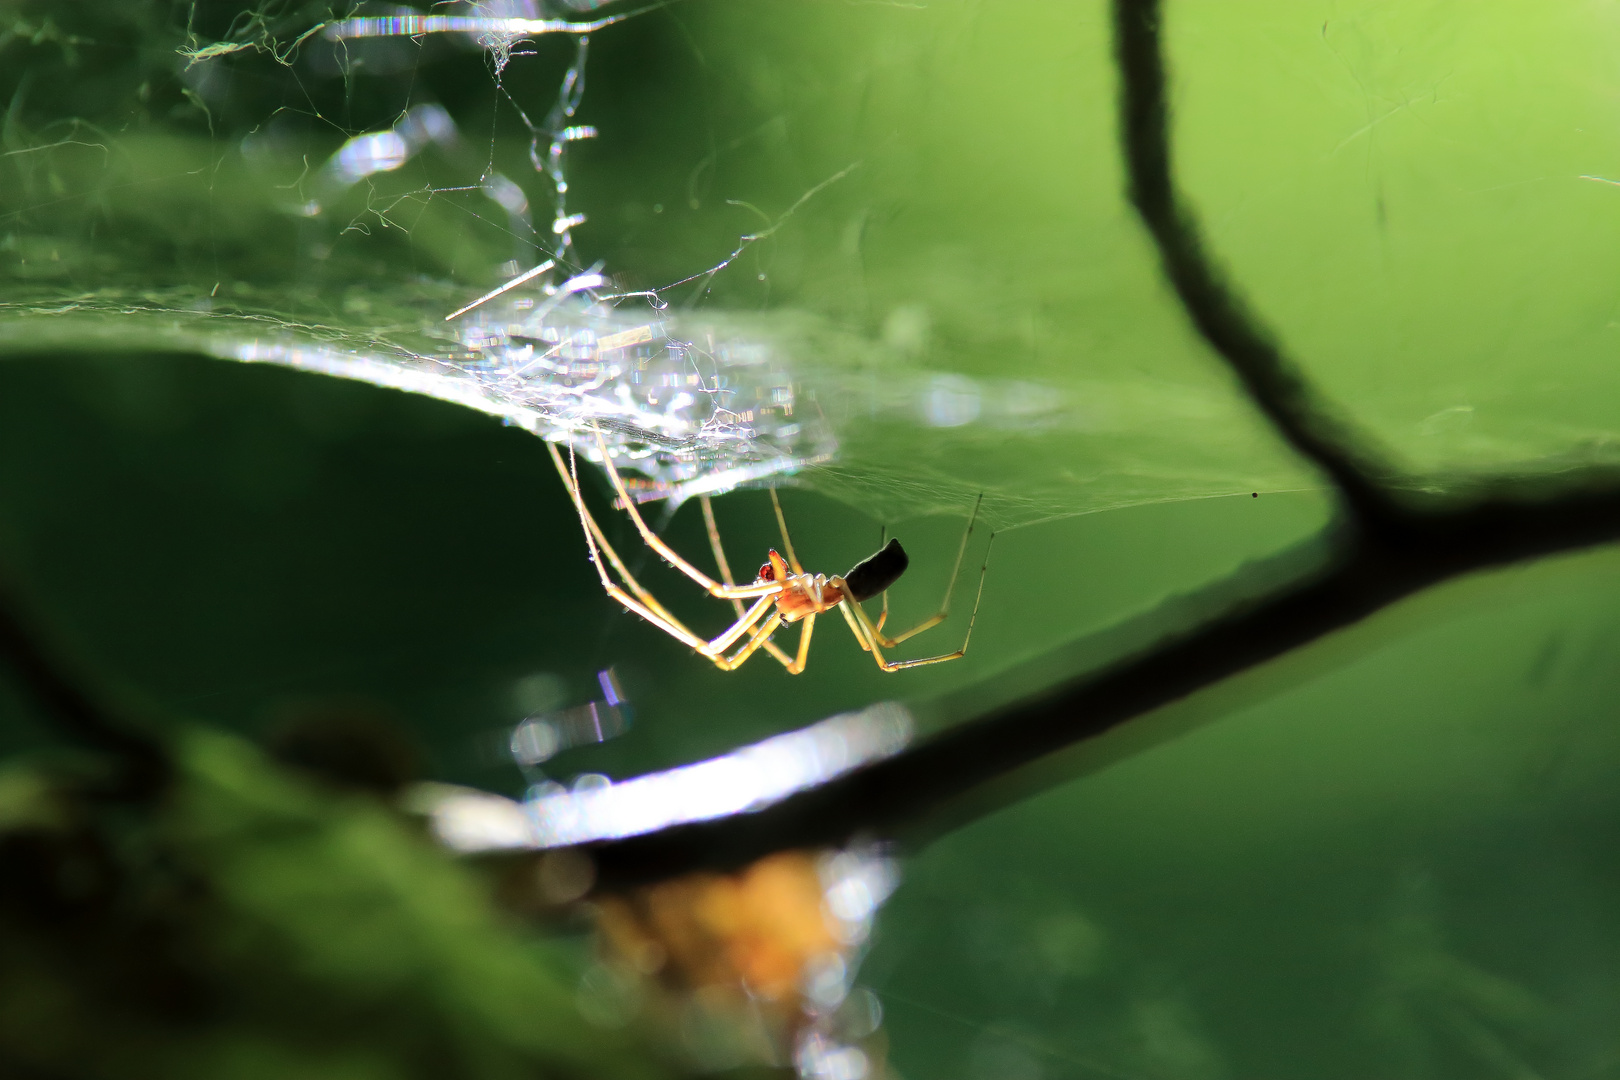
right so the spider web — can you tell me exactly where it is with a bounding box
[0,0,1314,531]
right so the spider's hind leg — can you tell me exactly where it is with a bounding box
[867,494,984,649]
[844,527,995,673]
[874,524,891,635]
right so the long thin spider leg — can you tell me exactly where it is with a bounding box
[876,523,890,635]
[783,613,814,674]
[866,494,984,649]
[555,442,710,652]
[701,494,747,620]
[569,465,775,652]
[837,602,872,653]
[555,444,694,628]
[844,531,994,672]
[760,489,830,671]
[768,488,804,575]
[550,442,779,657]
[704,593,780,655]
[762,643,801,669]
[702,493,798,670]
[754,490,810,669]
[570,454,777,656]
[713,611,783,671]
[587,427,775,600]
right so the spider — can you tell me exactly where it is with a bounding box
[546,431,993,673]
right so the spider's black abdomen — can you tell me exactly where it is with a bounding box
[843,538,908,602]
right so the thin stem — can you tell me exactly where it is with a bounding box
[1112,0,1397,525]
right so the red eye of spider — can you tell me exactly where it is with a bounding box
[757,562,775,582]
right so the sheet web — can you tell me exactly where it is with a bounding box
[0,0,1312,532]
[217,5,846,505]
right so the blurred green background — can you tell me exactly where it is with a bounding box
[5,1,1620,1077]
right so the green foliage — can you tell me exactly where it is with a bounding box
[0,725,671,1080]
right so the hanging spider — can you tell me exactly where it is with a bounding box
[547,431,992,674]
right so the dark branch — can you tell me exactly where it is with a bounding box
[590,475,1620,888]
[1112,0,1398,524]
[583,0,1620,887]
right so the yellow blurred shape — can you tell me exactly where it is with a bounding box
[595,850,839,1005]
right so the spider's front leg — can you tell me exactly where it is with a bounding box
[549,442,780,660]
[701,493,803,672]
[588,428,776,602]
